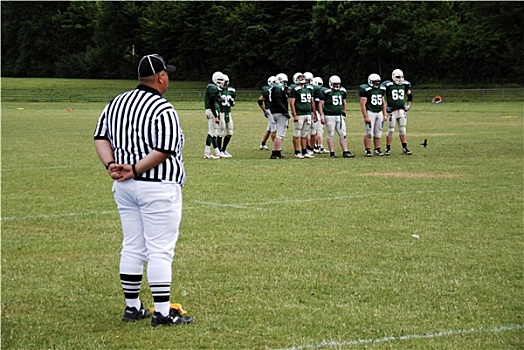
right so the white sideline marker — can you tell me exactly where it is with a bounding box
[274,324,523,350]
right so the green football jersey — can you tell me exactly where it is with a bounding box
[382,80,411,110]
[358,84,386,113]
[290,84,314,116]
[261,85,271,109]
[313,84,322,110]
[220,86,236,113]
[320,87,347,115]
[204,83,221,113]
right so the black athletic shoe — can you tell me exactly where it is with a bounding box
[374,148,384,156]
[330,152,337,158]
[343,151,355,158]
[403,147,412,155]
[385,149,391,156]
[365,149,372,157]
[122,303,151,322]
[151,307,193,327]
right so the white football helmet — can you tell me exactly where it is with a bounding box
[267,75,276,86]
[275,73,288,85]
[368,73,381,88]
[392,69,404,85]
[303,72,314,83]
[314,77,323,87]
[212,71,225,88]
[293,72,305,85]
[329,75,341,90]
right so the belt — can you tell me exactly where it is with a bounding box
[133,177,161,182]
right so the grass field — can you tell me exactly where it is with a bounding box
[1,98,523,349]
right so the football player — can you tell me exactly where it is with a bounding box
[359,73,387,157]
[382,69,413,155]
[289,72,317,158]
[218,74,236,157]
[203,71,225,159]
[269,73,290,159]
[305,72,326,155]
[258,75,276,150]
[318,75,354,158]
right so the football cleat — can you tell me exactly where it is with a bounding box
[295,153,305,159]
[122,303,151,323]
[260,144,269,150]
[343,151,355,158]
[374,148,384,156]
[151,307,193,327]
[222,151,232,158]
[204,153,219,159]
[365,149,372,157]
[384,149,391,156]
[403,148,412,155]
[304,153,314,158]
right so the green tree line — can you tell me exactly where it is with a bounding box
[2,1,523,88]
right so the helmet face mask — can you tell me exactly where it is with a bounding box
[293,72,305,85]
[303,72,314,84]
[392,69,404,85]
[276,73,288,86]
[329,75,341,90]
[212,71,225,88]
[368,73,381,88]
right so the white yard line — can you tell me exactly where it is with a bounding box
[0,186,515,221]
[274,324,523,350]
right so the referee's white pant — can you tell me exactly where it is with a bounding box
[113,180,182,284]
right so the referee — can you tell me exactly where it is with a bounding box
[94,54,193,326]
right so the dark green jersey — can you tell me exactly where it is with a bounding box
[261,85,271,109]
[358,84,386,113]
[290,84,314,115]
[269,83,289,114]
[219,86,236,113]
[381,80,411,110]
[204,83,221,115]
[320,87,347,115]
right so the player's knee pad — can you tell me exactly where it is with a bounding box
[374,130,382,139]
[398,116,407,135]
[387,127,395,137]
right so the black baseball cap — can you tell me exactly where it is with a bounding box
[138,54,176,77]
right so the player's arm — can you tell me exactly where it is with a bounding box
[381,96,387,121]
[258,95,266,111]
[289,97,298,121]
[310,96,317,122]
[405,89,413,111]
[360,97,370,124]
[342,99,347,118]
[211,92,221,123]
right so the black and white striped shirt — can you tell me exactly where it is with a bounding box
[94,85,185,185]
